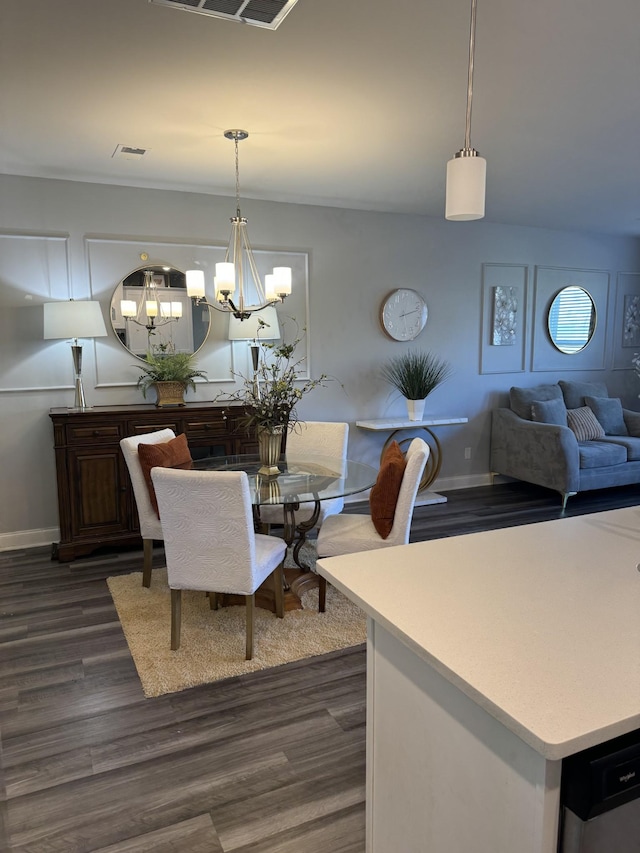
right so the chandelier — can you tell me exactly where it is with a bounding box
[120,268,183,331]
[186,130,292,321]
[445,0,487,221]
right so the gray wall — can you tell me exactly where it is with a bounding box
[1,174,639,550]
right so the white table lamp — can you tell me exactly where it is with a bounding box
[44,300,108,410]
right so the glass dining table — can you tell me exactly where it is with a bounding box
[190,452,378,570]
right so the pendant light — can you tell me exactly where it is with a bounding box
[186,130,292,321]
[445,0,486,221]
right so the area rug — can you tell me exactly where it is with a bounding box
[107,562,366,698]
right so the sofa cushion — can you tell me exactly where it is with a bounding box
[598,435,640,461]
[567,407,605,441]
[559,380,608,410]
[510,384,563,420]
[623,409,640,437]
[585,396,628,436]
[530,398,568,426]
[578,440,627,469]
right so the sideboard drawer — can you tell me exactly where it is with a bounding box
[66,424,123,445]
[183,413,229,438]
[128,419,181,436]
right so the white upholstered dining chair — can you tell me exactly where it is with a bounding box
[315,437,430,611]
[120,428,175,588]
[151,467,286,660]
[258,421,349,532]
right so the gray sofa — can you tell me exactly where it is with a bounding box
[491,379,640,508]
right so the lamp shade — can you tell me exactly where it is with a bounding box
[43,300,107,340]
[228,306,281,341]
[445,155,487,221]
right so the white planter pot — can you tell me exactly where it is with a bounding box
[406,398,426,421]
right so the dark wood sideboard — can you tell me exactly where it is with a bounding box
[49,402,258,561]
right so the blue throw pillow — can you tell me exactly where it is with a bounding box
[585,396,628,436]
[530,398,568,426]
[510,384,563,420]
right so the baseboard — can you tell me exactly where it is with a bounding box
[0,527,59,554]
[432,473,494,491]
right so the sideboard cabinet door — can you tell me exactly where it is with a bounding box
[50,403,255,561]
[67,447,130,539]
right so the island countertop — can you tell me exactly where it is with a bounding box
[317,506,640,760]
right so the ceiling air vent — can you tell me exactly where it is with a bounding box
[112,145,148,160]
[148,0,299,30]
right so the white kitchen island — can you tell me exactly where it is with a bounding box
[316,507,640,853]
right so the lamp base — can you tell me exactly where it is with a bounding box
[73,375,87,410]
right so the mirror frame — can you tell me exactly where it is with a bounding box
[547,285,597,354]
[110,264,211,360]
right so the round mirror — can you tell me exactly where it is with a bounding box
[548,286,596,354]
[110,265,210,359]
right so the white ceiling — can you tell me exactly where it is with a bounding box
[2,0,639,236]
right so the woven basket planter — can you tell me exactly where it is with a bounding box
[154,381,186,408]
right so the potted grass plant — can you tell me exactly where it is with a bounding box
[135,346,207,407]
[381,350,452,421]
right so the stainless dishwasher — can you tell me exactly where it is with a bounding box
[559,728,640,852]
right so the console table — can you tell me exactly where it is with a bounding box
[356,416,468,503]
[49,402,256,561]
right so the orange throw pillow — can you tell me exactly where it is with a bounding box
[137,433,192,518]
[369,441,407,539]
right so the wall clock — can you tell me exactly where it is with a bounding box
[380,288,428,341]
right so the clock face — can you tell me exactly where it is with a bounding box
[380,289,428,341]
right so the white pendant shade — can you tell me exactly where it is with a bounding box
[186,269,205,299]
[215,262,236,293]
[121,300,137,318]
[264,273,277,300]
[445,155,487,221]
[272,266,292,296]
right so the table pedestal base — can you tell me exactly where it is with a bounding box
[217,567,320,614]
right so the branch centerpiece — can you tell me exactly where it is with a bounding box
[217,319,331,473]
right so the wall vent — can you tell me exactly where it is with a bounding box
[112,145,148,160]
[148,0,299,30]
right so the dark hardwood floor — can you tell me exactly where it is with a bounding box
[2,481,639,852]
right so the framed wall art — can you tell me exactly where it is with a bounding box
[480,263,529,374]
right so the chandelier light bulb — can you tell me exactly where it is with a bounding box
[121,300,137,318]
[264,273,277,300]
[186,269,205,299]
[272,266,292,296]
[215,262,236,294]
